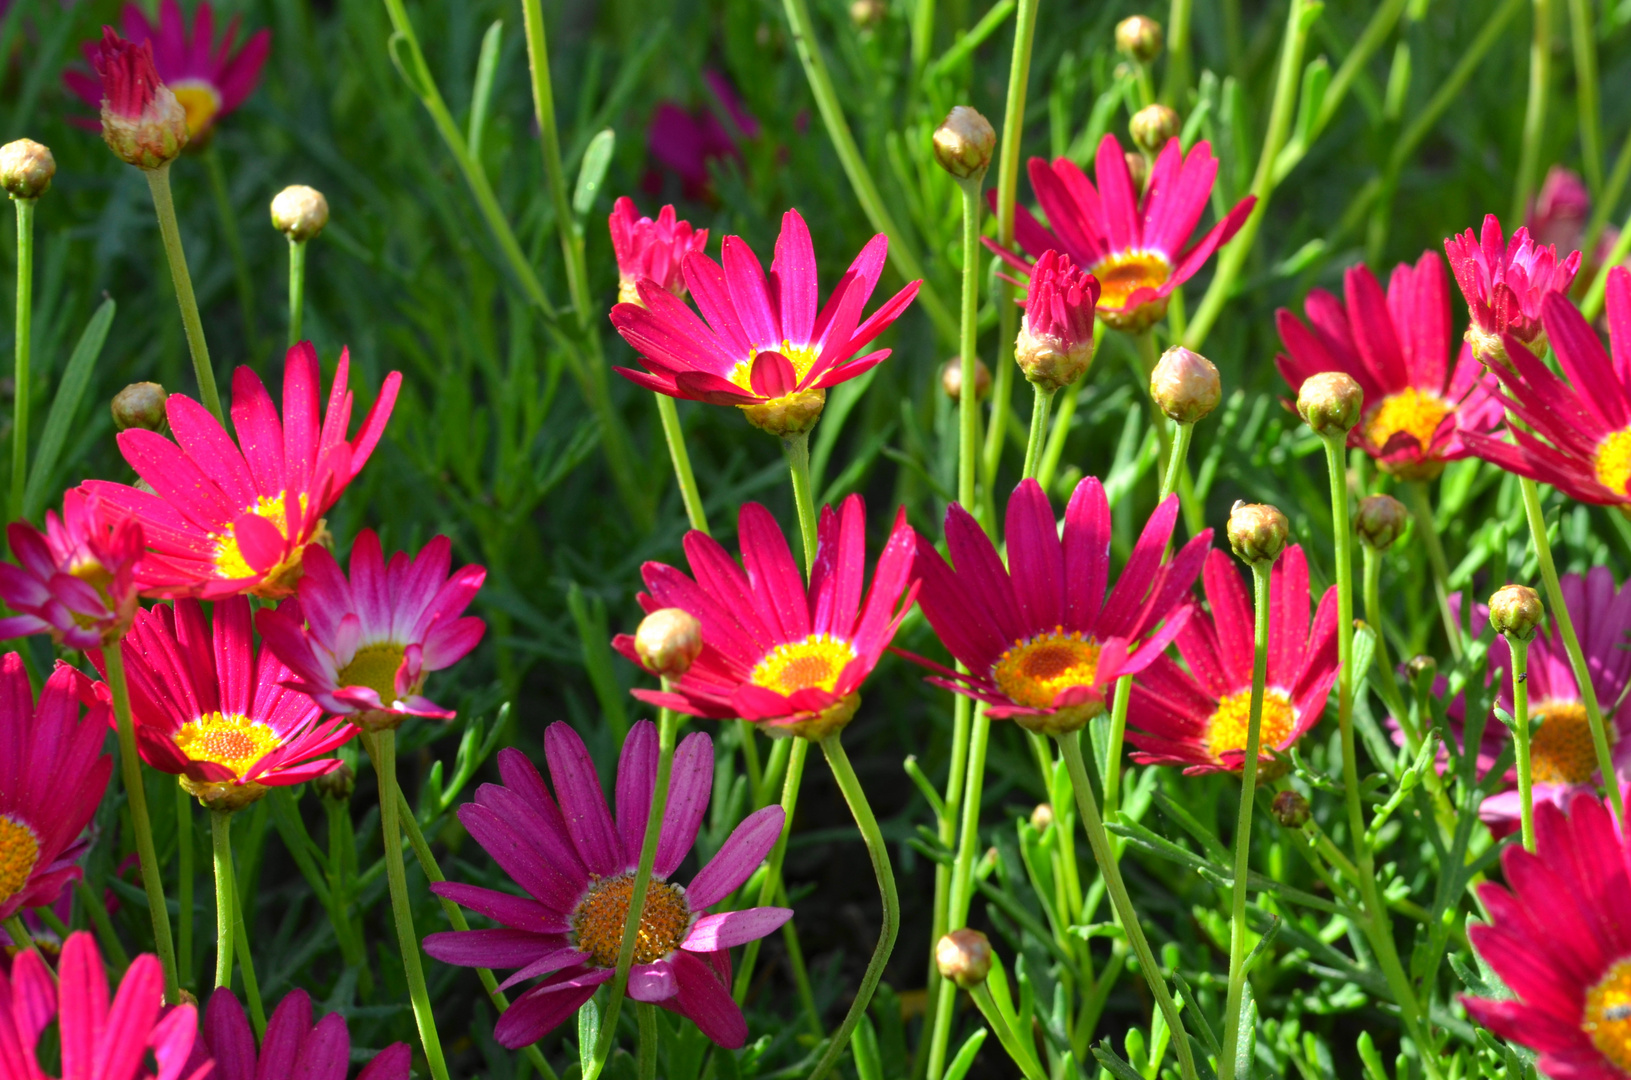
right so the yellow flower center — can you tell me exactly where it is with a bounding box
[1088,250,1170,311]
[211,492,313,593]
[727,341,820,395]
[169,80,221,138]
[1363,388,1452,453]
[992,629,1101,710]
[1530,698,1611,785]
[1205,688,1298,762]
[337,642,409,704]
[749,634,855,696]
[1594,429,1631,496]
[571,874,692,967]
[173,713,282,777]
[0,816,40,905]
[1583,957,1631,1074]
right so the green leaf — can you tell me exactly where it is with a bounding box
[1356,1032,1388,1080]
[573,129,616,218]
[852,1015,884,1080]
[942,1028,988,1080]
[577,998,600,1077]
[467,21,503,159]
[567,584,628,744]
[25,298,112,519]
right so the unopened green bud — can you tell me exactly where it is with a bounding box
[1227,501,1290,566]
[1297,371,1364,435]
[313,761,355,801]
[936,928,993,988]
[1030,803,1054,830]
[1129,103,1180,155]
[1355,494,1409,551]
[111,382,168,433]
[933,106,996,180]
[634,607,704,678]
[0,139,55,200]
[1271,789,1310,828]
[271,185,330,243]
[1489,585,1544,642]
[941,357,992,402]
[1115,15,1163,63]
[1149,346,1220,424]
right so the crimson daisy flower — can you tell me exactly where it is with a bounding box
[1463,266,1631,506]
[0,490,142,649]
[1462,793,1631,1077]
[0,655,112,922]
[609,196,709,305]
[255,531,486,733]
[612,494,917,740]
[81,343,400,600]
[985,134,1255,332]
[195,987,410,1080]
[609,209,921,436]
[902,477,1210,736]
[424,721,790,1050]
[94,597,352,813]
[1275,251,1502,481]
[1124,546,1338,775]
[1445,213,1581,363]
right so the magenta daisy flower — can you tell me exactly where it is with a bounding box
[1275,251,1502,481]
[0,655,112,921]
[1445,213,1581,363]
[255,531,486,732]
[902,477,1210,736]
[1124,546,1338,775]
[986,134,1255,332]
[0,490,142,649]
[1015,249,1100,390]
[609,209,921,436]
[1462,793,1631,1077]
[423,721,790,1050]
[612,494,917,740]
[609,196,709,305]
[95,597,351,813]
[196,987,410,1080]
[80,343,400,600]
[0,932,204,1080]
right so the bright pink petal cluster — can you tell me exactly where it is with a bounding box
[1015,249,1100,389]
[1445,213,1581,359]
[609,196,708,303]
[85,27,167,121]
[424,722,790,1050]
[194,987,410,1080]
[0,490,142,648]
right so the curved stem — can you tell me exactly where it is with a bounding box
[144,163,221,424]
[808,736,899,1080]
[1513,0,1554,222]
[655,394,709,534]
[1022,384,1055,481]
[287,239,307,347]
[1404,480,1465,660]
[1510,638,1535,852]
[210,810,234,992]
[10,196,32,521]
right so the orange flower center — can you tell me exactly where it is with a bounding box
[1583,957,1631,1073]
[1594,429,1631,496]
[0,816,40,905]
[169,80,221,138]
[337,642,409,704]
[1363,388,1452,453]
[992,629,1101,709]
[1529,698,1609,785]
[727,341,820,395]
[1205,688,1297,763]
[174,712,282,777]
[750,634,854,696]
[1088,250,1170,310]
[571,874,692,967]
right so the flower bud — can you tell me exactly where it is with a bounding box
[850,0,886,28]
[1149,345,1220,424]
[1489,584,1544,642]
[1406,655,1436,683]
[1115,15,1163,63]
[634,607,704,678]
[1355,494,1408,551]
[111,382,168,433]
[936,928,993,989]
[0,139,55,200]
[91,29,188,170]
[1017,250,1098,392]
[271,185,330,243]
[1227,501,1290,565]
[1271,789,1310,828]
[1030,803,1054,831]
[1296,371,1364,435]
[1125,151,1149,195]
[313,761,355,801]
[1129,104,1180,155]
[941,357,992,402]
[933,106,996,181]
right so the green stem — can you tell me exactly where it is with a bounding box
[75,877,131,972]
[203,146,257,351]
[175,785,193,990]
[1057,734,1197,1080]
[1217,561,1270,1080]
[210,809,234,991]
[518,0,592,328]
[993,0,1038,261]
[1510,637,1535,852]
[1133,330,1174,469]
[1022,384,1055,481]
[1102,675,1133,817]
[957,178,985,513]
[1160,421,1194,504]
[104,646,178,1002]
[1567,0,1601,192]
[1404,480,1464,660]
[4,915,42,962]
[9,196,32,521]
[807,736,899,1080]
[785,430,820,567]
[981,294,1017,524]
[1164,0,1192,105]
[911,0,935,73]
[144,163,221,424]
[287,239,307,347]
[734,736,809,1002]
[1513,0,1554,223]
[1035,379,1081,495]
[1584,127,1631,258]
[1362,546,1418,752]
[655,394,709,533]
[1581,212,1631,322]
[926,698,986,1080]
[638,1004,657,1080]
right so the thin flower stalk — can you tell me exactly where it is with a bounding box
[1513,0,1554,222]
[176,785,194,985]
[146,163,221,423]
[1404,481,1465,659]
[286,233,307,347]
[208,807,265,1037]
[1509,637,1535,851]
[10,196,32,521]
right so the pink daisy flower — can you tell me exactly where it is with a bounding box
[1015,249,1100,390]
[1124,546,1339,775]
[94,597,352,813]
[193,987,411,1080]
[0,655,112,921]
[0,490,142,649]
[613,494,917,740]
[986,134,1255,331]
[1445,213,1581,363]
[609,196,709,305]
[609,209,921,436]
[81,343,400,600]
[423,721,790,1050]
[0,932,205,1080]
[901,477,1211,736]
[1275,251,1502,481]
[255,531,486,732]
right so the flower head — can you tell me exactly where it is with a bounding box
[97,597,350,812]
[81,342,400,599]
[1015,250,1099,391]
[0,138,55,200]
[903,477,1210,736]
[0,490,142,648]
[614,495,916,739]
[1445,213,1581,362]
[645,71,758,200]
[423,721,791,1050]
[271,184,329,243]
[196,987,411,1080]
[0,656,112,921]
[1125,547,1339,775]
[610,209,920,437]
[81,28,188,169]
[1276,252,1503,481]
[608,196,709,305]
[1528,166,1594,253]
[256,531,486,732]
[987,134,1255,331]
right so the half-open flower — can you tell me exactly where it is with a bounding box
[1015,249,1100,391]
[256,531,486,733]
[1445,213,1581,363]
[195,987,411,1080]
[1276,251,1501,481]
[81,342,399,599]
[1125,546,1338,775]
[0,490,142,648]
[609,208,920,436]
[986,134,1254,332]
[83,27,188,169]
[614,495,916,740]
[901,477,1210,736]
[423,721,790,1050]
[610,196,708,305]
[97,597,352,812]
